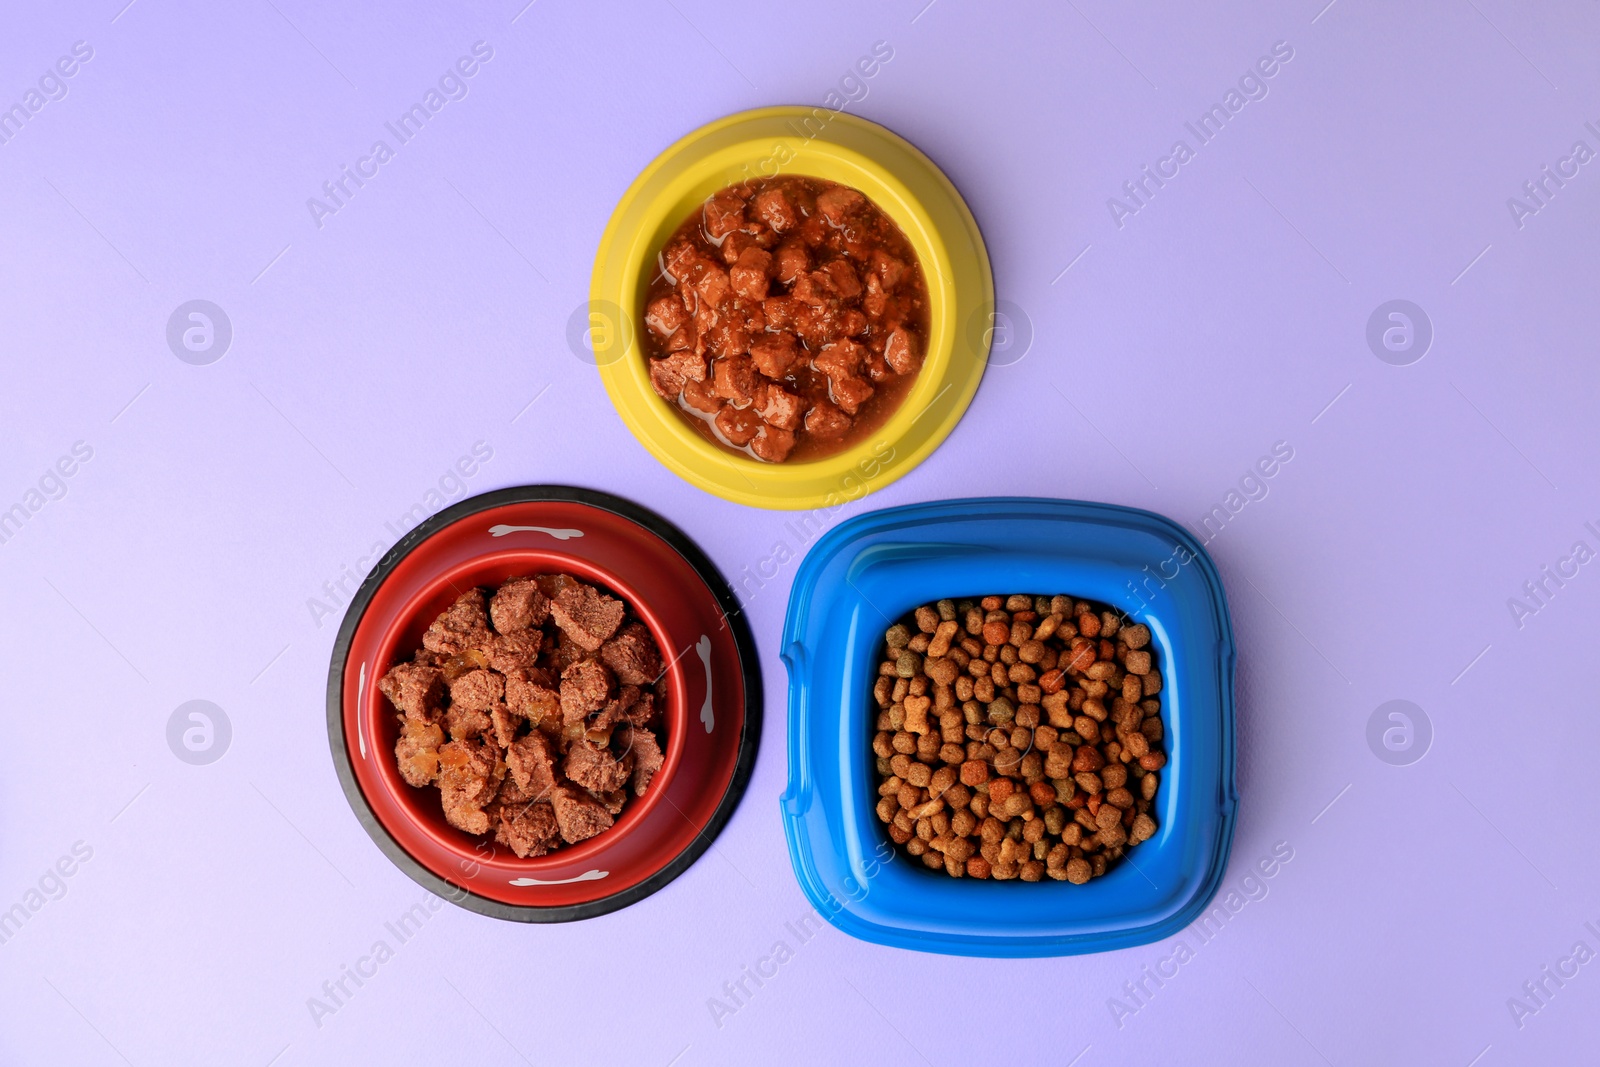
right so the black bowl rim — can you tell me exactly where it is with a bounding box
[325,484,762,922]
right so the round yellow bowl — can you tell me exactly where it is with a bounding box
[590,106,993,511]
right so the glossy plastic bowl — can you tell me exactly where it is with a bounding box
[327,486,760,922]
[780,497,1237,956]
[590,106,993,511]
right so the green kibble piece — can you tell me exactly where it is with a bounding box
[896,651,920,679]
[937,598,957,622]
[1034,596,1052,615]
[885,623,912,649]
[964,702,984,725]
[987,696,1015,724]
[1044,805,1067,834]
[1052,777,1076,803]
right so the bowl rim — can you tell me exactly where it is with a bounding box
[591,105,994,511]
[779,496,1239,956]
[326,485,763,922]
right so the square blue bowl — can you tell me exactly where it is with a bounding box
[779,497,1237,957]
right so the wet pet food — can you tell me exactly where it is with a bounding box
[379,575,667,857]
[642,175,930,463]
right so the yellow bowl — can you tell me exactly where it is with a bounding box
[590,106,993,511]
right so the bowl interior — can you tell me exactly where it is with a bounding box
[781,497,1237,956]
[364,552,688,870]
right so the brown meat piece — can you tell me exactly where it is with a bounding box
[791,270,836,309]
[378,662,445,724]
[663,349,707,383]
[820,259,862,300]
[870,249,906,290]
[533,574,581,599]
[620,725,666,796]
[705,321,750,360]
[410,648,448,669]
[496,800,560,858]
[542,628,592,674]
[591,683,641,733]
[681,377,722,413]
[750,424,796,462]
[486,769,532,816]
[448,668,504,712]
[714,404,762,447]
[437,739,502,835]
[646,358,678,399]
[663,317,698,353]
[560,658,614,723]
[505,731,558,798]
[749,332,800,378]
[550,784,614,844]
[489,577,549,633]
[486,629,542,673]
[863,273,887,317]
[816,186,864,224]
[729,247,772,302]
[884,326,920,375]
[813,339,865,382]
[719,230,758,265]
[773,240,809,284]
[831,375,874,416]
[755,382,806,431]
[736,297,769,333]
[503,668,560,724]
[662,237,701,281]
[563,739,634,794]
[489,703,522,749]
[763,297,801,331]
[805,401,852,438]
[695,266,731,308]
[752,187,797,232]
[649,350,708,400]
[645,295,689,340]
[550,584,626,651]
[443,704,492,741]
[702,192,745,239]
[737,300,767,335]
[422,589,492,655]
[599,622,663,685]
[395,720,444,787]
[623,691,659,730]
[592,789,627,816]
[711,355,758,404]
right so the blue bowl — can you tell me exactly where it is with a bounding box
[779,497,1237,957]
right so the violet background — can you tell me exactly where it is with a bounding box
[2,1,1596,1064]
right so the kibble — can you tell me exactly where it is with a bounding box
[871,594,1166,883]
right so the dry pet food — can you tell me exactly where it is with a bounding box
[871,595,1166,882]
[642,175,930,463]
[379,575,667,858]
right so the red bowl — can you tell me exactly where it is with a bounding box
[326,486,760,921]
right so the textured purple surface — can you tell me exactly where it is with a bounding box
[2,2,1596,1064]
